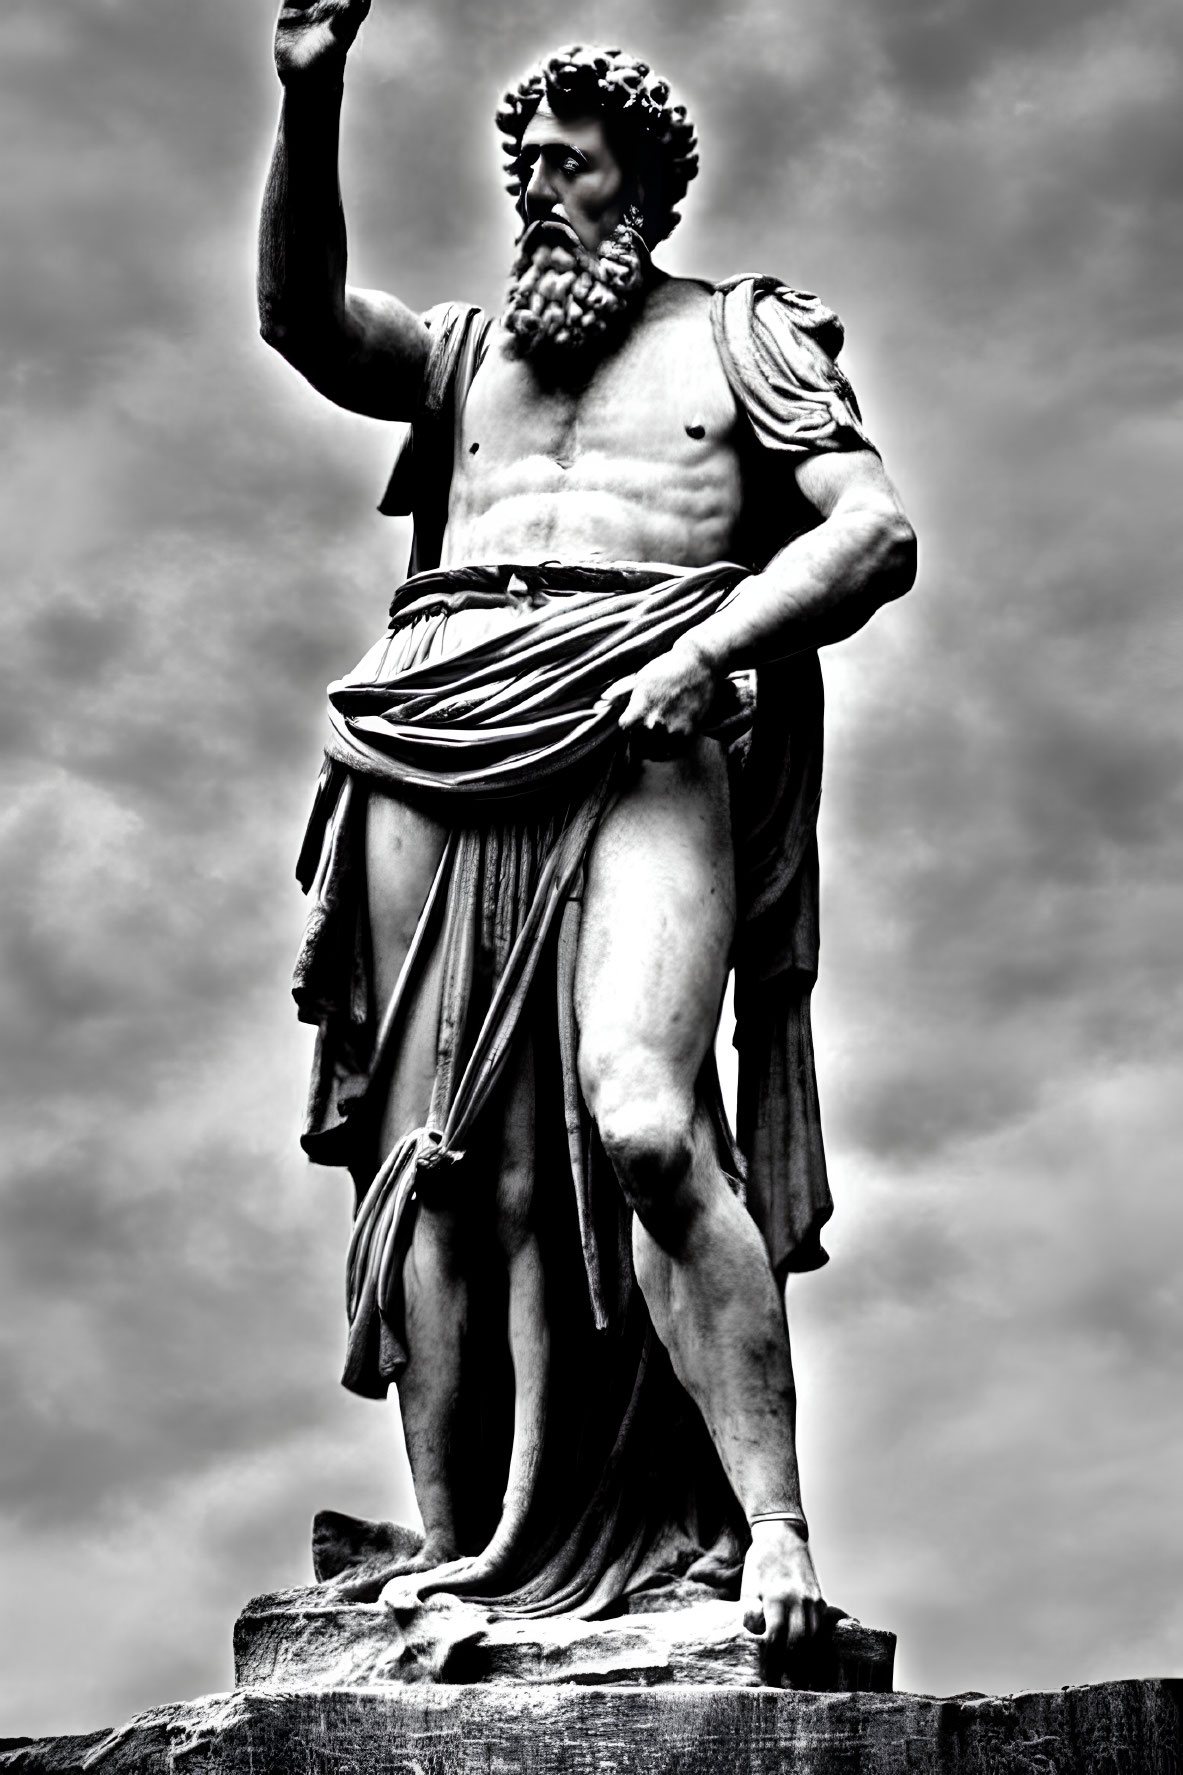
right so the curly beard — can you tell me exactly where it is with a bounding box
[502,217,648,373]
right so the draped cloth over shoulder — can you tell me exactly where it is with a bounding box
[708,274,877,1279]
[292,275,878,1615]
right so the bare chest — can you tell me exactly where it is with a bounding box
[443,287,745,565]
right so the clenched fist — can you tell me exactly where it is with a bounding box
[274,0,371,83]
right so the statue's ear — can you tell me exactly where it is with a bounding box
[622,172,647,238]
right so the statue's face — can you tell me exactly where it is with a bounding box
[503,105,647,373]
[518,110,629,253]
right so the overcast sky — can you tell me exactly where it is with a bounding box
[2,0,1182,1739]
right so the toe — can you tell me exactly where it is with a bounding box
[329,1569,390,1603]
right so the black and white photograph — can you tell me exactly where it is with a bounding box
[2,0,1180,1764]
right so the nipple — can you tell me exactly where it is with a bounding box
[684,419,706,440]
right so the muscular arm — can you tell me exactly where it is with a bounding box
[691,449,916,668]
[616,448,916,740]
[258,1,430,418]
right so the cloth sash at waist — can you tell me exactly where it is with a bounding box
[322,560,751,802]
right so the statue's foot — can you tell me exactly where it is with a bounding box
[739,1521,825,1687]
[327,1536,459,1604]
[378,1551,496,1613]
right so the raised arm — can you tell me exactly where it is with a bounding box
[258,0,430,418]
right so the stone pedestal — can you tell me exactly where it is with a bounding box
[5,1542,1178,1773]
[4,1679,1180,1774]
[233,1585,896,1692]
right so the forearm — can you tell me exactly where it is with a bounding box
[690,500,916,674]
[257,75,349,359]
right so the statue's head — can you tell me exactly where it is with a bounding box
[497,46,698,250]
[495,46,698,371]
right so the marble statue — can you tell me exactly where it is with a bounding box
[258,1,916,1686]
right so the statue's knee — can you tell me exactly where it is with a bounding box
[596,1096,695,1230]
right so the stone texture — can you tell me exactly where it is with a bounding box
[3,1680,1180,1774]
[0,1738,110,1775]
[234,1586,895,1692]
[310,1511,424,1587]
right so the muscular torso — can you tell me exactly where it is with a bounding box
[440,276,745,571]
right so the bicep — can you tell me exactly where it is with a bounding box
[792,447,907,525]
[790,446,917,606]
[310,286,431,420]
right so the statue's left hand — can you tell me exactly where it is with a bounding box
[741,1522,826,1687]
[607,634,719,753]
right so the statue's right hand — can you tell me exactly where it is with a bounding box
[274,0,371,84]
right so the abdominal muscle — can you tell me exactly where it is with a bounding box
[434,453,743,655]
[352,476,714,680]
[432,489,709,655]
[441,464,740,566]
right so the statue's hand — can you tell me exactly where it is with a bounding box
[741,1521,825,1687]
[274,0,371,84]
[607,634,720,756]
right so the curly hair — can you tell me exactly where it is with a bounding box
[495,45,699,246]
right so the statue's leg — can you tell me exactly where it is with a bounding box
[406,1038,549,1601]
[492,1039,549,1572]
[575,739,824,1679]
[361,790,466,1579]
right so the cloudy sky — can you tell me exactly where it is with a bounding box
[2,0,1181,1739]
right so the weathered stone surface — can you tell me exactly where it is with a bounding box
[0,1737,110,1775]
[3,1680,1180,1774]
[310,1510,423,1586]
[233,1587,896,1691]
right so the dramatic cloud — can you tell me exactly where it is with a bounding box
[2,0,1181,1736]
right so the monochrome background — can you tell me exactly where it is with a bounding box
[2,0,1181,1737]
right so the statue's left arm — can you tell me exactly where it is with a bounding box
[707,447,916,661]
[616,448,916,739]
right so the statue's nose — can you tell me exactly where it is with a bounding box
[525,188,572,231]
[525,159,559,215]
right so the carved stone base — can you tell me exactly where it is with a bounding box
[4,1680,1180,1774]
[234,1586,895,1691]
[283,1509,894,1692]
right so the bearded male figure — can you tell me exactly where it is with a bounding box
[259,0,915,1681]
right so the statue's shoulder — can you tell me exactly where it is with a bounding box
[377,301,493,523]
[712,273,847,360]
[654,270,846,352]
[418,301,495,415]
[706,272,876,458]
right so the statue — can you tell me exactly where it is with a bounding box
[258,0,916,1686]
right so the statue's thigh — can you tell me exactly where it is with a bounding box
[366,789,450,1159]
[365,788,449,1007]
[576,739,736,1104]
